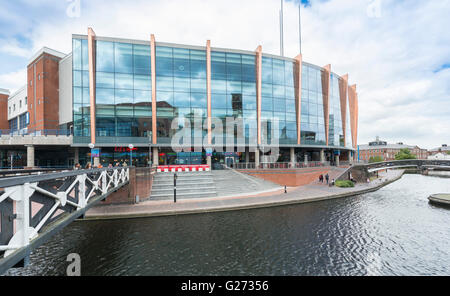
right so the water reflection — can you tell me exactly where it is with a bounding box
[6,174,450,276]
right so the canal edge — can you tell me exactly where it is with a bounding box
[82,171,405,221]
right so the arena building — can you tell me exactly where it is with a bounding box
[0,28,359,168]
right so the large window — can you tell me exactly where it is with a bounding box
[156,46,207,144]
[329,74,344,147]
[72,38,91,138]
[211,51,257,147]
[261,57,297,145]
[300,65,326,145]
[94,41,152,142]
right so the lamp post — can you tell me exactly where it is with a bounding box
[88,143,94,167]
[128,144,134,166]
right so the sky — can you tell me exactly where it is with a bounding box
[0,0,449,149]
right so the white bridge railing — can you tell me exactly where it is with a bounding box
[0,167,129,262]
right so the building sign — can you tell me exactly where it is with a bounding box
[114,147,138,152]
[91,148,101,158]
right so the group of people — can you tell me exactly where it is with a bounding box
[73,161,128,170]
[319,173,335,186]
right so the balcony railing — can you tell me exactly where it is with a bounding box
[0,129,72,137]
[232,161,330,170]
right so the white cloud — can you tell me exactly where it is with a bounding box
[0,69,27,94]
[1,0,449,149]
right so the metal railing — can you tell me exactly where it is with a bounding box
[0,167,129,273]
[0,129,72,137]
[232,161,330,170]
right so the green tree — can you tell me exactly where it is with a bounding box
[369,156,384,163]
[395,148,417,160]
[446,151,450,155]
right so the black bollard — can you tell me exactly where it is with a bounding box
[174,173,177,203]
[284,185,287,193]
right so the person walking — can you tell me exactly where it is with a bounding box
[319,174,323,183]
[325,173,329,184]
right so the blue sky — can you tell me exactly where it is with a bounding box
[0,0,449,149]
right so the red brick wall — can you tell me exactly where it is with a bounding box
[240,168,331,187]
[0,93,9,129]
[27,53,61,131]
[99,167,154,205]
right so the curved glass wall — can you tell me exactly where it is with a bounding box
[300,64,326,145]
[72,37,354,151]
[328,73,344,147]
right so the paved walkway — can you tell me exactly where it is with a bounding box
[85,169,404,220]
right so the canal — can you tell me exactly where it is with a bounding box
[5,174,450,275]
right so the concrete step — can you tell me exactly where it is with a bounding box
[152,186,216,194]
[152,181,214,188]
[153,177,214,183]
[151,191,217,199]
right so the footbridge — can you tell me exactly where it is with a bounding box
[0,167,129,274]
[365,159,450,173]
[336,160,450,183]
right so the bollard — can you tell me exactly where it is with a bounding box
[284,185,287,194]
[174,173,177,203]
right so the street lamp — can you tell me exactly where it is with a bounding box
[128,144,134,166]
[88,143,94,167]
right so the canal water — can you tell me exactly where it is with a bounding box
[5,174,450,275]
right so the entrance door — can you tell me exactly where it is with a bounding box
[225,157,235,168]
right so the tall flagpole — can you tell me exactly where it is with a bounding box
[280,0,284,57]
[299,1,302,54]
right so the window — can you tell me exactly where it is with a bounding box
[20,100,22,108]
[13,104,15,111]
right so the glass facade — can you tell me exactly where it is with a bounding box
[328,73,344,146]
[261,56,297,145]
[300,64,326,145]
[211,51,257,146]
[72,38,90,139]
[155,46,206,144]
[72,36,355,152]
[95,40,152,143]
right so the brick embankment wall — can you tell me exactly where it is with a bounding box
[239,168,331,187]
[336,165,369,183]
[99,167,154,205]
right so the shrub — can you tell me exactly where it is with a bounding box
[369,156,384,163]
[394,148,417,160]
[335,180,355,188]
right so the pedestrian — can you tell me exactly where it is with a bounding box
[108,163,113,168]
[319,174,323,183]
[325,173,329,184]
[85,162,92,169]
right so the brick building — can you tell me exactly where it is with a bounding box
[358,137,428,162]
[0,88,10,130]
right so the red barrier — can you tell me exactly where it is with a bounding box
[157,164,210,172]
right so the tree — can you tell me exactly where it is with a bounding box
[369,156,384,163]
[395,148,417,160]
